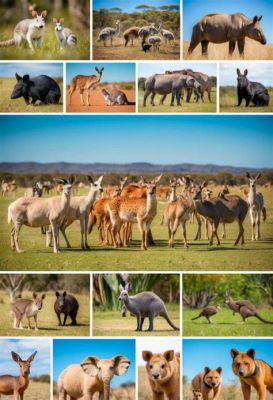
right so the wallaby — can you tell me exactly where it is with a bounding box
[11,292,46,330]
[224,289,273,324]
[101,88,135,106]
[0,351,37,400]
[53,18,77,49]
[0,9,47,50]
[119,283,179,331]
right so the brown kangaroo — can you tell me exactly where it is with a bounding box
[68,67,104,106]
[11,292,46,330]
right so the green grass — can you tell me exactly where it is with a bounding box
[138,89,216,113]
[93,305,180,336]
[0,290,90,336]
[0,77,63,113]
[220,86,273,113]
[183,308,273,337]
[0,187,273,271]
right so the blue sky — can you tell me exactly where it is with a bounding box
[53,339,135,387]
[183,339,273,383]
[66,63,135,83]
[0,63,63,78]
[139,62,216,78]
[220,63,273,86]
[0,339,51,377]
[0,116,272,168]
[93,0,179,13]
[183,0,273,43]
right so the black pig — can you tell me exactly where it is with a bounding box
[236,68,269,107]
[11,73,61,105]
[54,291,79,326]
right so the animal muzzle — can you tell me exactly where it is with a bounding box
[239,369,245,376]
[152,373,160,380]
[211,381,218,387]
[260,37,266,45]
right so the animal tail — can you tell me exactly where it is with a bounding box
[67,34,77,46]
[163,312,179,330]
[262,206,267,221]
[192,314,201,321]
[87,212,96,234]
[255,313,273,324]
[7,206,12,224]
[0,38,15,47]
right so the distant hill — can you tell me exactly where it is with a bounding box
[0,162,271,174]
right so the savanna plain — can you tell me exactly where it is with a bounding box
[1,381,50,400]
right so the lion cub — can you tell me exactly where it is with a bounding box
[231,348,273,400]
[192,367,222,400]
[142,350,180,400]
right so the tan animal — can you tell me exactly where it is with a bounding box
[11,292,46,330]
[231,348,273,400]
[142,350,180,400]
[192,367,222,400]
[1,180,10,196]
[68,67,104,106]
[123,26,140,46]
[193,390,203,400]
[0,351,37,400]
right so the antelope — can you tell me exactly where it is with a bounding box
[0,351,37,400]
[160,28,175,43]
[8,176,75,253]
[191,181,249,246]
[123,27,140,46]
[105,177,128,198]
[68,67,104,106]
[11,292,46,330]
[98,20,120,46]
[106,175,162,250]
[246,172,266,240]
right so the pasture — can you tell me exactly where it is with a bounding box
[220,86,273,113]
[0,186,272,271]
[93,305,179,336]
[1,381,50,400]
[0,77,63,113]
[183,308,273,337]
[138,88,216,113]
[0,290,90,336]
[183,39,273,60]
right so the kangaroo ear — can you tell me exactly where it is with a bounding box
[247,349,255,359]
[112,355,130,376]
[15,72,22,82]
[142,350,153,362]
[258,15,262,21]
[11,351,22,364]
[253,15,258,23]
[33,292,37,299]
[95,67,99,73]
[216,367,222,375]
[236,68,240,76]
[32,10,38,17]
[204,366,210,374]
[41,10,47,18]
[230,349,239,359]
[244,69,248,76]
[27,351,37,363]
[23,75,30,83]
[55,291,60,297]
[41,293,46,300]
[163,350,174,362]
[80,356,99,376]
[59,17,64,24]
[63,291,67,297]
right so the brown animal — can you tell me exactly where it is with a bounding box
[11,292,46,330]
[188,13,266,57]
[68,67,104,106]
[142,350,180,400]
[192,367,222,400]
[231,348,273,400]
[123,27,140,46]
[0,351,37,400]
[193,390,203,400]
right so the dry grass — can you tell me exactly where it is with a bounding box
[138,367,152,400]
[220,86,273,113]
[183,38,273,60]
[1,381,50,400]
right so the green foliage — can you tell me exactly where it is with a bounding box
[17,274,89,294]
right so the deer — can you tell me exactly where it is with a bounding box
[98,20,120,46]
[160,178,179,225]
[68,67,104,106]
[106,175,162,250]
[105,177,128,198]
[191,181,249,246]
[8,176,75,253]
[11,292,46,330]
[246,172,266,240]
[0,351,37,400]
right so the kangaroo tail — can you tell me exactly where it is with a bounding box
[262,206,267,221]
[87,212,96,234]
[126,100,136,105]
[255,313,273,324]
[192,314,201,321]
[0,38,15,47]
[163,312,179,330]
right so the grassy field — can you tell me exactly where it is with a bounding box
[0,77,63,113]
[138,88,216,113]
[183,39,273,60]
[1,381,50,400]
[0,186,272,271]
[183,308,273,337]
[93,36,180,60]
[0,290,90,336]
[220,86,273,113]
[93,305,180,336]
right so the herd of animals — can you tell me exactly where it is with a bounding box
[5,172,267,253]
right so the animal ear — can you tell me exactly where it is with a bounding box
[112,355,130,376]
[119,284,124,292]
[59,17,64,24]
[258,15,262,21]
[230,349,239,359]
[69,175,75,185]
[142,350,153,362]
[95,67,99,72]
[33,292,37,299]
[246,172,251,179]
[244,69,248,76]
[80,356,99,376]
[96,175,104,184]
[63,291,67,297]
[153,174,163,184]
[204,367,210,374]
[163,350,174,362]
[41,10,47,18]
[32,10,38,17]
[125,282,132,291]
[11,351,22,364]
[41,293,46,300]
[23,75,30,83]
[247,349,255,359]
[101,67,104,72]
[87,175,93,184]
[201,181,208,189]
[15,72,22,81]
[56,291,60,297]
[216,367,222,375]
[255,173,261,180]
[27,351,37,363]
[236,68,240,76]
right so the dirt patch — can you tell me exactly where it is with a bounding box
[66,87,136,113]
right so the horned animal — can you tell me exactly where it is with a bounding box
[11,292,46,330]
[53,17,77,48]
[68,67,104,106]
[98,20,120,46]
[237,69,269,107]
[54,291,79,326]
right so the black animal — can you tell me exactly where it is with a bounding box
[54,291,79,326]
[142,41,152,53]
[236,68,269,107]
[11,73,61,105]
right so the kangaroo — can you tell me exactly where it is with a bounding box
[224,289,273,324]
[0,9,47,50]
[11,292,46,330]
[192,305,222,324]
[68,67,104,106]
[119,283,179,331]
[53,18,77,49]
[101,88,135,106]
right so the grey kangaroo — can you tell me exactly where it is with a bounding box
[101,88,135,105]
[224,289,273,324]
[119,283,179,331]
[11,292,46,330]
